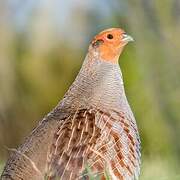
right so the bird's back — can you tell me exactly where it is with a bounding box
[46,107,140,179]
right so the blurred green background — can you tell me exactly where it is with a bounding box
[0,0,180,179]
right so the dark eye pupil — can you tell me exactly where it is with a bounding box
[107,34,113,39]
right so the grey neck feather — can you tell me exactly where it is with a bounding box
[59,51,133,118]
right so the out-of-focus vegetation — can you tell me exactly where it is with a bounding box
[0,0,180,179]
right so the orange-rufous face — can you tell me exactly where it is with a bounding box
[90,28,134,64]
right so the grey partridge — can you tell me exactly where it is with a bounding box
[1,28,141,180]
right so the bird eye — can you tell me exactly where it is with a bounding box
[107,34,113,39]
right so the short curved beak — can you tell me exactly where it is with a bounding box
[122,33,134,42]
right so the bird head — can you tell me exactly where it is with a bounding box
[90,28,134,64]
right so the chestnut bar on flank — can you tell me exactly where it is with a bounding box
[1,28,140,180]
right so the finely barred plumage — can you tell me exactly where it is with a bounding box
[46,108,140,180]
[1,28,141,180]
